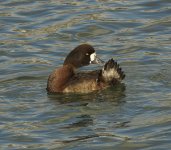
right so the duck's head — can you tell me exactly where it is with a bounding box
[64,44,104,68]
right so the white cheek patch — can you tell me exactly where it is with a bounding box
[90,52,96,63]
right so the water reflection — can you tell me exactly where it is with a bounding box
[61,114,93,129]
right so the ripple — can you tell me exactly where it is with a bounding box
[1,0,171,149]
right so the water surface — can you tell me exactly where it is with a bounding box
[0,0,171,149]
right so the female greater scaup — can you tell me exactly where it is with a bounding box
[46,44,125,93]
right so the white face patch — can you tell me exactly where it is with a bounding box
[90,52,96,63]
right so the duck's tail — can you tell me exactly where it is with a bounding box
[98,59,125,84]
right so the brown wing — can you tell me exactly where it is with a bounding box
[63,70,102,93]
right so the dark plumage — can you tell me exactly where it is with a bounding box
[47,44,125,93]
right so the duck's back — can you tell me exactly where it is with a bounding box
[63,70,102,93]
[63,59,125,93]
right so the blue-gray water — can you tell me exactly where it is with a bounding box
[0,0,171,149]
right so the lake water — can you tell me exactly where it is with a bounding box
[0,0,171,149]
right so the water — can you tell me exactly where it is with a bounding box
[0,0,171,149]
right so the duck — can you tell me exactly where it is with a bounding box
[46,44,125,93]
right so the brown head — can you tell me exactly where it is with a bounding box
[63,44,104,68]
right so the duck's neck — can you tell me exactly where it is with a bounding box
[63,64,77,73]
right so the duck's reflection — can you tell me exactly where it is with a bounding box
[47,83,126,129]
[61,114,93,129]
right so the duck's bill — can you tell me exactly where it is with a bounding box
[91,56,104,65]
